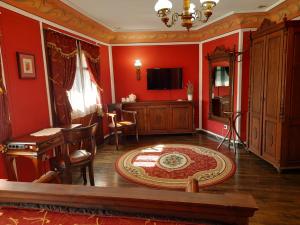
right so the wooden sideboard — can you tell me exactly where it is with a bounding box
[123,101,194,135]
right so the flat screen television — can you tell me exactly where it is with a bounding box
[147,68,183,90]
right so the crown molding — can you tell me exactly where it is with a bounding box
[1,0,299,44]
[1,0,114,43]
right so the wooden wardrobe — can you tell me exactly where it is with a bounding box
[248,19,300,171]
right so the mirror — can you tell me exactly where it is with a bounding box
[207,46,236,122]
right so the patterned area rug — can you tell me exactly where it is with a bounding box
[0,207,211,225]
[116,144,236,190]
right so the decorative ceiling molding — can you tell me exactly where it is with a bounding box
[1,0,300,44]
[1,0,114,43]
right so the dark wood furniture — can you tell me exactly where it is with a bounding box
[122,100,194,135]
[0,181,258,225]
[207,46,236,122]
[4,125,81,182]
[106,103,138,150]
[61,123,98,185]
[33,170,61,184]
[72,112,104,145]
[4,131,64,181]
[248,18,300,171]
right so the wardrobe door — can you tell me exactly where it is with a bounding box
[248,36,266,156]
[283,27,300,166]
[262,30,284,163]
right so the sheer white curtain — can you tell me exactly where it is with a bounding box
[67,53,100,119]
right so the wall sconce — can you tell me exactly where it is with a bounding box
[134,59,142,80]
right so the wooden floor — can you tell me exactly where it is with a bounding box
[73,133,300,225]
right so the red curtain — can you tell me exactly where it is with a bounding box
[0,47,12,147]
[80,41,100,85]
[45,30,77,126]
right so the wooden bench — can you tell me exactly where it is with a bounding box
[0,180,258,225]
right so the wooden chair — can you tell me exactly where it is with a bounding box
[107,103,138,150]
[33,171,61,184]
[61,123,98,186]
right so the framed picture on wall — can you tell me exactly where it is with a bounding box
[16,52,36,79]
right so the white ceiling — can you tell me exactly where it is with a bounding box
[61,0,285,32]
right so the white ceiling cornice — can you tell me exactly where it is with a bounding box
[60,0,286,32]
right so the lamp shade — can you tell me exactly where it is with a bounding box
[134,59,142,68]
[154,0,173,12]
[200,0,219,4]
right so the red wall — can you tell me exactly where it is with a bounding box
[112,45,199,127]
[0,7,50,179]
[202,33,239,136]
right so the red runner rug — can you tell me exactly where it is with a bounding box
[116,144,236,190]
[0,207,209,225]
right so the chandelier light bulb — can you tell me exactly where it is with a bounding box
[155,0,220,31]
[189,3,196,14]
[155,0,173,12]
[200,0,219,4]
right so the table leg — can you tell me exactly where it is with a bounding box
[4,155,17,181]
[30,155,44,180]
[217,128,230,150]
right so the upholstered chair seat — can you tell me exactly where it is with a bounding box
[70,150,91,164]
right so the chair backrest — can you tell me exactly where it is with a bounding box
[107,103,123,121]
[62,123,98,158]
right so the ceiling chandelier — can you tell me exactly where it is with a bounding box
[154,0,219,31]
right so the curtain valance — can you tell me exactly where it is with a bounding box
[80,41,101,85]
[46,30,78,58]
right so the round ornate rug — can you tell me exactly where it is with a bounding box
[116,144,236,190]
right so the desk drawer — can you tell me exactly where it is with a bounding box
[38,135,64,151]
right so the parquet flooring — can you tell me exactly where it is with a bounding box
[73,134,300,225]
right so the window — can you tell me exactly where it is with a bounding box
[67,51,100,119]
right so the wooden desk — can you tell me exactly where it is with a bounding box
[4,125,80,181]
[5,132,64,181]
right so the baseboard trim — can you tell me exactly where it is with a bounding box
[197,128,247,147]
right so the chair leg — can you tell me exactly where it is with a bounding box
[115,129,119,150]
[135,126,139,142]
[88,162,95,186]
[81,167,87,185]
[64,166,72,184]
[109,130,113,145]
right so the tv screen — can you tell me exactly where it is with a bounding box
[147,68,183,90]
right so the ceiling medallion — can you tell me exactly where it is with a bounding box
[155,0,219,31]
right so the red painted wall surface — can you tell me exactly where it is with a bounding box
[112,45,199,127]
[100,45,112,135]
[202,33,239,136]
[0,7,50,179]
[240,32,251,141]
